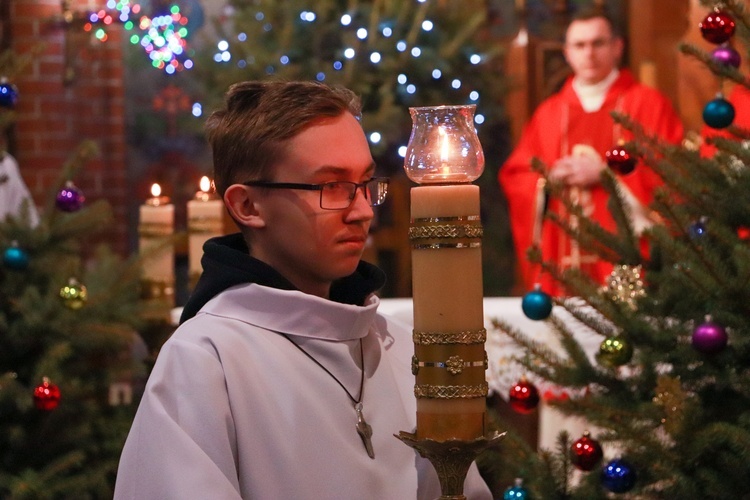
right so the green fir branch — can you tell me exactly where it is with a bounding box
[679,43,749,88]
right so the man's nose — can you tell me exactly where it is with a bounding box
[347,187,374,220]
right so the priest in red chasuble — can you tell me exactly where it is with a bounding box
[499,8,684,296]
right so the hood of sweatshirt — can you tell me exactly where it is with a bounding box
[179,233,386,323]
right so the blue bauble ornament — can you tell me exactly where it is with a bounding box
[503,478,528,500]
[522,285,553,320]
[0,81,18,108]
[3,242,29,270]
[689,218,708,240]
[601,458,636,493]
[703,96,735,129]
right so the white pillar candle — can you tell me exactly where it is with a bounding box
[138,183,175,304]
[187,176,224,287]
[411,183,486,441]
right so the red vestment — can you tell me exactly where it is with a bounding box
[499,70,684,296]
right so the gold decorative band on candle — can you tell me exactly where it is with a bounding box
[414,382,489,399]
[409,215,483,241]
[139,278,175,300]
[412,353,488,376]
[412,242,481,250]
[412,215,482,223]
[408,224,484,239]
[413,328,486,345]
[188,217,224,234]
[138,223,174,237]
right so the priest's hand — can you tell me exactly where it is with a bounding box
[549,153,606,188]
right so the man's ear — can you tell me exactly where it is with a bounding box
[224,184,266,229]
[613,37,625,63]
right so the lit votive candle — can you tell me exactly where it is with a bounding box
[138,183,175,302]
[187,176,224,287]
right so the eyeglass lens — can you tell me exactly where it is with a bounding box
[320,180,387,209]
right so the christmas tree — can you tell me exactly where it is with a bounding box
[190,0,514,295]
[0,53,145,497]
[199,0,507,162]
[482,1,750,498]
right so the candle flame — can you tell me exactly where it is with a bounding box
[438,126,450,164]
[150,183,162,197]
[199,176,211,193]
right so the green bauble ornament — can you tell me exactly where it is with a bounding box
[596,336,633,367]
[60,277,88,310]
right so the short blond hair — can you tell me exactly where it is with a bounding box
[206,80,362,196]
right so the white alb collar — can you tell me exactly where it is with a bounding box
[572,69,620,112]
[198,283,379,341]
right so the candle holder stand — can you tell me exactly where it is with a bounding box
[396,431,505,500]
[401,104,495,499]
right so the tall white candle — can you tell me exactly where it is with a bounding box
[411,184,486,441]
[404,104,487,443]
[187,176,224,287]
[138,183,175,303]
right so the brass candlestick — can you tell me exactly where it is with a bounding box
[399,105,504,498]
[396,431,505,500]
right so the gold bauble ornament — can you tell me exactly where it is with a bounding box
[600,264,646,309]
[59,277,88,310]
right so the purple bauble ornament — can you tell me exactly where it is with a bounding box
[711,45,741,69]
[55,181,85,212]
[692,317,728,354]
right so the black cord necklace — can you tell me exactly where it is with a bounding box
[281,335,375,459]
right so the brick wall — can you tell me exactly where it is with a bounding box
[10,0,128,255]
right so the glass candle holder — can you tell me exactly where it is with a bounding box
[403,105,485,184]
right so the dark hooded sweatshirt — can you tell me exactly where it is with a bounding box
[179,233,386,324]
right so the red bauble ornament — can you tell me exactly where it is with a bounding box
[570,431,604,471]
[33,377,61,411]
[605,145,637,175]
[699,10,736,45]
[509,378,540,414]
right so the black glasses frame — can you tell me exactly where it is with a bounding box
[243,177,389,210]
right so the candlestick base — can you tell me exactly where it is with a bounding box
[395,430,505,499]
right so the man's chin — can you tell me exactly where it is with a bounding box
[579,71,608,85]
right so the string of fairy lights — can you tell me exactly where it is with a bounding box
[80,0,494,154]
[84,0,192,74]
[209,3,490,155]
